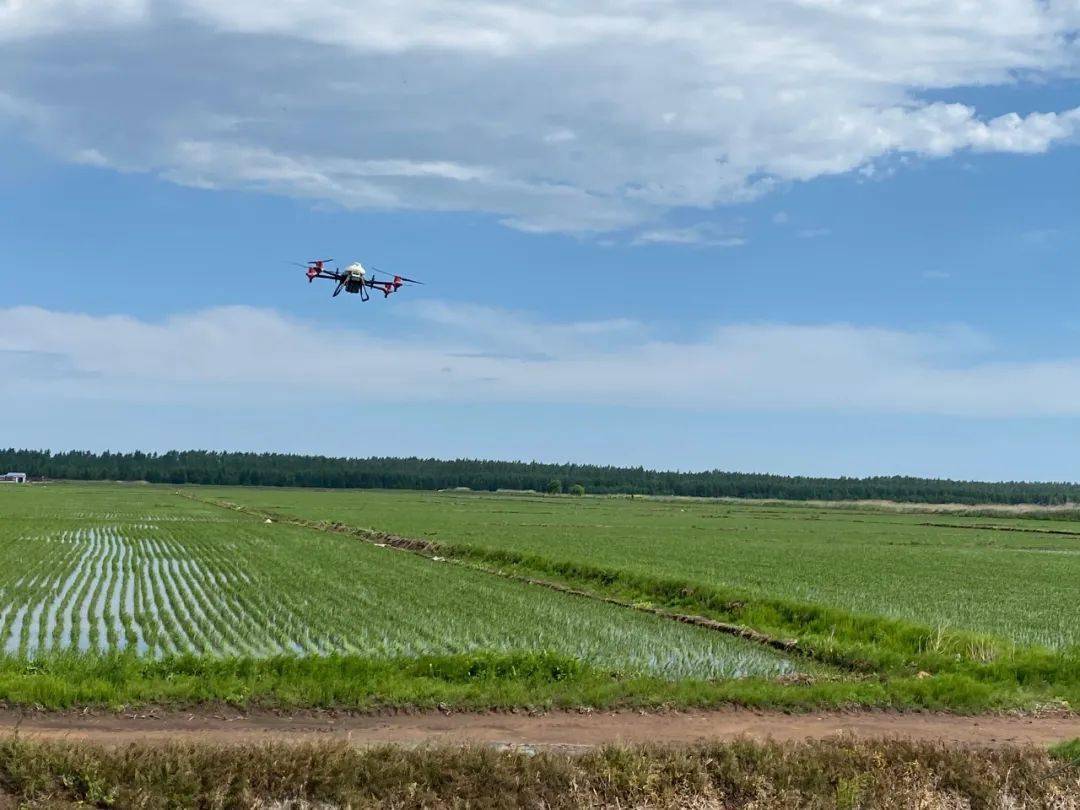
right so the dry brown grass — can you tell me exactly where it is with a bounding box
[0,736,1076,808]
[702,495,1080,517]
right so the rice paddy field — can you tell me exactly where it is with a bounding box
[0,481,1077,712]
[204,487,1080,650]
[0,484,799,680]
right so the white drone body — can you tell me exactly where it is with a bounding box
[300,257,422,300]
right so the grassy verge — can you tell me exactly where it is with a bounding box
[1052,738,1080,765]
[0,651,1013,712]
[199,497,1080,713]
[0,736,1075,808]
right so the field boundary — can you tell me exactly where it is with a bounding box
[920,521,1080,537]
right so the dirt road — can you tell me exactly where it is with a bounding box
[2,709,1076,751]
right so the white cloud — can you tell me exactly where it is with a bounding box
[5,303,1080,418]
[408,301,644,359]
[796,227,831,239]
[542,128,577,145]
[1022,227,1061,245]
[632,223,746,247]
[0,0,146,41]
[2,1,1080,233]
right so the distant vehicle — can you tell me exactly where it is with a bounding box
[295,259,423,301]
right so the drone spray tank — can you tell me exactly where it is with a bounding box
[344,262,366,294]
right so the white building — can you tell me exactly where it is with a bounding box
[1,472,27,484]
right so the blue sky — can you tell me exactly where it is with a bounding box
[3,2,1080,481]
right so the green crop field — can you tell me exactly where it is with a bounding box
[0,481,1077,713]
[0,484,798,680]
[203,487,1080,650]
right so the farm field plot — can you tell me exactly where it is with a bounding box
[0,485,801,680]
[204,487,1080,650]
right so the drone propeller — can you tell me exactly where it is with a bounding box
[289,260,337,271]
[370,267,424,284]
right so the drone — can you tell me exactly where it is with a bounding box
[296,259,423,300]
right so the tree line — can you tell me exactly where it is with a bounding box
[3,448,1079,505]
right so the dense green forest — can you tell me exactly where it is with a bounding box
[2,449,1079,504]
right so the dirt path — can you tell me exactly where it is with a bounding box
[2,709,1077,751]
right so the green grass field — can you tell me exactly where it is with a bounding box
[203,487,1080,649]
[0,482,1077,712]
